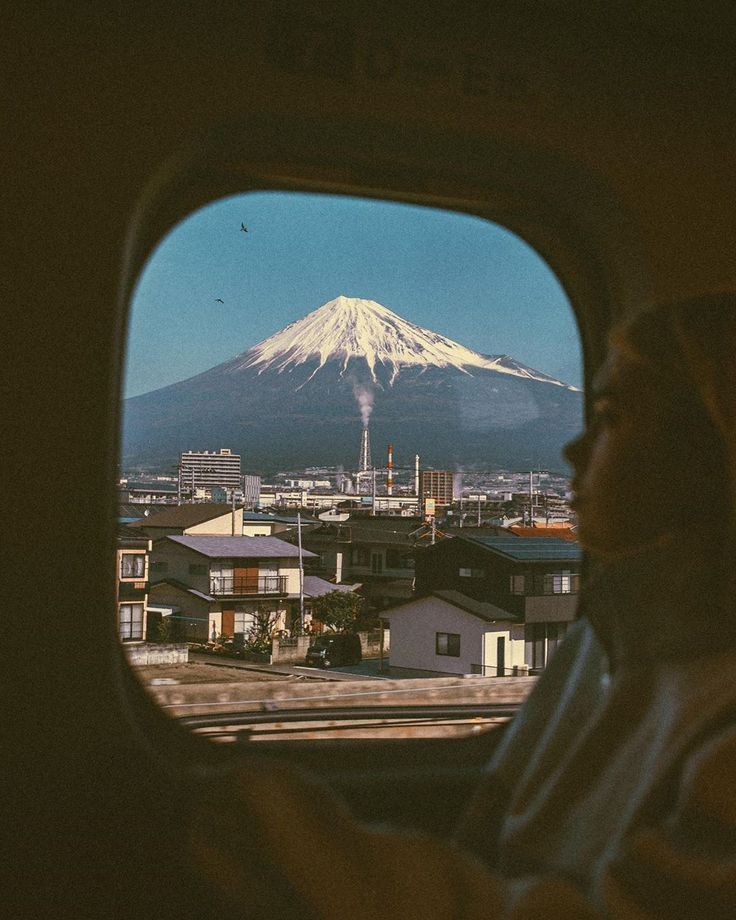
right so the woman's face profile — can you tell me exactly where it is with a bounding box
[565,348,703,558]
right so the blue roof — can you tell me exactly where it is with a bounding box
[462,535,582,562]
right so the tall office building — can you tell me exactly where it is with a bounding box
[179,448,242,494]
[419,469,455,507]
[242,474,262,509]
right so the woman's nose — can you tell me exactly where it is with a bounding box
[564,429,591,469]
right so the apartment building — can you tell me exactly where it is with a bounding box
[179,448,241,495]
[419,469,456,508]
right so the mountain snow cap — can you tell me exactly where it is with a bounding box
[235,295,578,389]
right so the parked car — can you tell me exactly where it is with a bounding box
[305,633,362,669]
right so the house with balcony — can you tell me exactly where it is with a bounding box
[278,516,426,611]
[415,535,582,671]
[116,524,151,643]
[147,535,316,642]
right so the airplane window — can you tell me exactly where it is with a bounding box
[120,191,582,742]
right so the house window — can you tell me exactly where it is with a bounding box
[524,621,569,669]
[259,563,279,592]
[119,603,144,641]
[525,622,547,669]
[371,553,383,574]
[210,561,234,593]
[542,570,578,594]
[234,610,255,635]
[351,548,370,566]
[436,632,461,657]
[120,554,145,579]
[510,574,526,594]
[459,567,485,578]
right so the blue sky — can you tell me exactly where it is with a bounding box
[124,191,581,398]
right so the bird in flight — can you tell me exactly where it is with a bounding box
[215,298,224,303]
[240,223,248,232]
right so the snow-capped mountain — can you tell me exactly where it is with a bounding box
[233,295,578,390]
[123,296,583,473]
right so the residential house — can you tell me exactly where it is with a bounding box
[279,516,427,611]
[384,590,524,676]
[147,535,316,642]
[242,511,318,537]
[134,503,245,541]
[116,524,151,643]
[415,535,582,671]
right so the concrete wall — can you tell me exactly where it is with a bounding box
[124,643,189,665]
[524,594,578,623]
[272,629,388,664]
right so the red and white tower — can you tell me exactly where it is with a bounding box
[387,443,393,495]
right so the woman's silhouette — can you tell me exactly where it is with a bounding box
[192,296,736,919]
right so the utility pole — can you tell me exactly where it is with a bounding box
[477,496,481,528]
[431,516,436,545]
[297,512,305,633]
[231,486,236,535]
[529,470,534,526]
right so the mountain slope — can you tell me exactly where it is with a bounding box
[123,296,582,473]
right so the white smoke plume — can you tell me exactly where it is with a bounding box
[352,383,374,429]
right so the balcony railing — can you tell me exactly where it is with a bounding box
[210,575,288,596]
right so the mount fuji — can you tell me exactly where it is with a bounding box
[122,296,583,473]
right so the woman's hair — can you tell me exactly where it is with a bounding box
[611,295,736,449]
[610,294,735,524]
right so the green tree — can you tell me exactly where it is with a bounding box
[155,616,173,643]
[244,607,279,655]
[311,591,365,633]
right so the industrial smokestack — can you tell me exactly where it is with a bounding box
[359,425,372,472]
[415,454,420,497]
[387,443,393,495]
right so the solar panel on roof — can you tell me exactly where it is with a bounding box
[465,535,582,561]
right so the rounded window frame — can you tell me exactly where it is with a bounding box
[113,114,649,770]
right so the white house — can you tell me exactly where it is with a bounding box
[384,590,525,676]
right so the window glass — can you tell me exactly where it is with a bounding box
[119,603,144,641]
[121,554,145,579]
[436,632,461,657]
[121,191,582,740]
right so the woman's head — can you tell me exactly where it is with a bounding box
[565,295,735,559]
